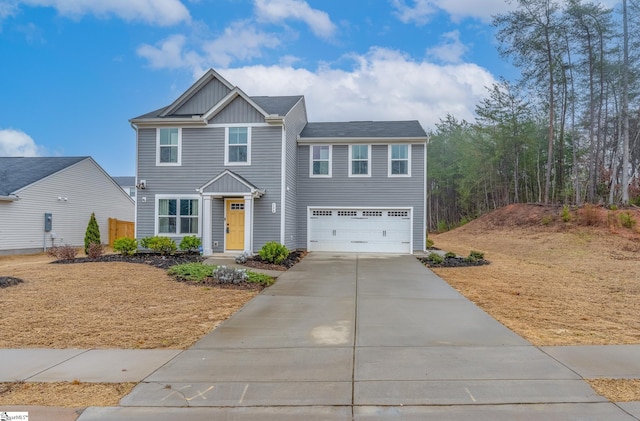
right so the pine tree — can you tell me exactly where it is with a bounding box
[84,212,101,254]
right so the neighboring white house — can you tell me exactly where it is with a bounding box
[0,156,135,255]
[112,176,137,198]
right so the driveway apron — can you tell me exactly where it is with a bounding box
[78,253,636,420]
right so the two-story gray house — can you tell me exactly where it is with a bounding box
[130,69,428,255]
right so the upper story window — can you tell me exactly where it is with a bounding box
[157,128,181,165]
[310,145,332,177]
[157,196,199,235]
[349,144,370,177]
[389,144,411,177]
[225,127,251,165]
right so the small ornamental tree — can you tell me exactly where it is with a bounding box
[84,212,101,254]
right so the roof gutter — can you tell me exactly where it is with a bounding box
[297,136,429,145]
[0,195,20,202]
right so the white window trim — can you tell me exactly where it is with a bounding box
[156,128,182,166]
[224,126,252,166]
[309,145,332,178]
[388,144,412,177]
[349,144,371,177]
[154,194,201,237]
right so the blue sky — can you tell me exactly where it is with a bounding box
[0,0,526,176]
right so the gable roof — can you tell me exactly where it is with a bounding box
[0,156,88,196]
[198,170,265,198]
[299,121,428,142]
[131,69,304,125]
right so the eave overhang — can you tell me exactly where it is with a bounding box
[297,136,429,145]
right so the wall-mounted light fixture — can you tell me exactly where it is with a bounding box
[136,180,146,189]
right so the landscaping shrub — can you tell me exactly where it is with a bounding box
[619,212,637,229]
[444,251,457,258]
[86,242,105,259]
[541,215,553,225]
[235,251,251,264]
[84,212,101,254]
[213,266,248,284]
[258,241,289,264]
[579,204,600,226]
[179,235,201,252]
[168,262,215,282]
[465,250,485,263]
[113,237,138,255]
[141,236,177,255]
[426,252,444,265]
[426,237,434,249]
[246,271,275,287]
[48,245,78,260]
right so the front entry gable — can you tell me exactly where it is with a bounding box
[198,170,265,198]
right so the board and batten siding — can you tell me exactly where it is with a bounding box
[283,98,308,250]
[209,97,265,124]
[136,125,283,252]
[173,78,231,116]
[0,158,134,254]
[296,143,425,251]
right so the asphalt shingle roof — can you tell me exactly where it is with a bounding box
[251,96,303,116]
[112,176,135,187]
[0,157,87,196]
[299,121,427,139]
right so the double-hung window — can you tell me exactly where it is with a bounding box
[157,197,199,235]
[310,145,332,177]
[225,127,250,165]
[157,128,181,165]
[389,144,411,176]
[349,144,370,177]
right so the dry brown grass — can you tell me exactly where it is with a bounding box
[0,256,258,349]
[0,381,136,407]
[587,379,640,402]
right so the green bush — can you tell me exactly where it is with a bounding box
[258,241,289,264]
[561,205,571,222]
[427,252,444,265]
[84,212,101,254]
[437,220,448,233]
[113,237,138,255]
[246,271,275,286]
[469,250,485,260]
[142,236,177,255]
[168,262,215,282]
[444,251,456,258]
[426,237,434,248]
[619,212,637,229]
[541,215,553,225]
[179,235,202,252]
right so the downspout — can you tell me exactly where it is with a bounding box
[280,120,287,246]
[130,121,139,239]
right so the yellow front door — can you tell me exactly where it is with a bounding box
[225,199,245,250]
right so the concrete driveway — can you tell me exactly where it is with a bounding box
[78,253,636,420]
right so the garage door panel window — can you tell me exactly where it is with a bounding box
[310,145,332,177]
[389,144,411,177]
[350,145,370,177]
[158,198,199,235]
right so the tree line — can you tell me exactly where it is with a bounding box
[427,0,640,230]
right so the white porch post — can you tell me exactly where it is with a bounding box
[244,196,253,252]
[202,196,213,255]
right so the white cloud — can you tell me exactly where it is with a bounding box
[138,22,281,77]
[220,47,496,130]
[0,128,45,156]
[0,1,19,20]
[16,0,190,25]
[426,30,468,63]
[391,0,513,24]
[254,0,336,39]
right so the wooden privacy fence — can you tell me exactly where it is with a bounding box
[108,218,135,246]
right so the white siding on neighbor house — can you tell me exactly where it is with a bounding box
[0,159,135,254]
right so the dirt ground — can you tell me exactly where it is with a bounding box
[430,204,640,402]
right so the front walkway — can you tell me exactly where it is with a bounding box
[71,253,638,420]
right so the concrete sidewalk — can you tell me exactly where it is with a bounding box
[2,253,639,420]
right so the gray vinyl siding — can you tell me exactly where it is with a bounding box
[136,125,283,252]
[209,97,264,124]
[202,175,252,193]
[0,159,134,254]
[296,143,425,251]
[173,78,231,115]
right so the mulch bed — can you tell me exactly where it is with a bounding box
[240,250,307,271]
[418,255,490,268]
[51,252,204,269]
[0,277,23,288]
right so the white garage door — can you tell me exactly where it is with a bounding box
[308,208,412,253]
